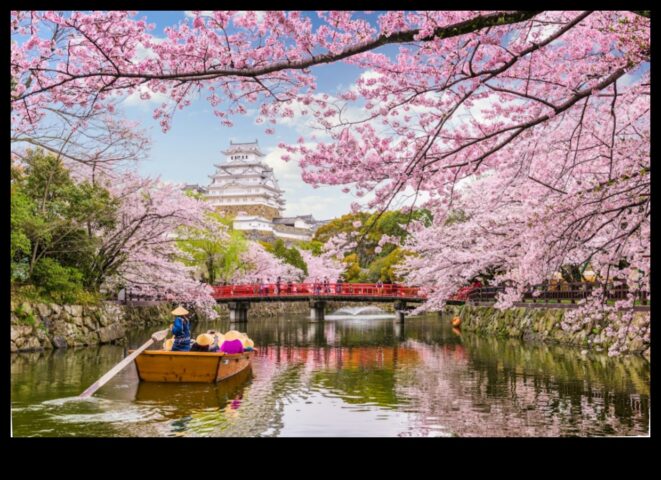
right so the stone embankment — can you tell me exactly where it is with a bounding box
[446,304,650,360]
[10,301,172,353]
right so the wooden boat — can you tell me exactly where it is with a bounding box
[132,349,256,383]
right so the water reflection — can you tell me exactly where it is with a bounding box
[327,305,395,320]
[11,314,649,437]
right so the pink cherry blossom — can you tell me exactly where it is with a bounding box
[10,11,650,345]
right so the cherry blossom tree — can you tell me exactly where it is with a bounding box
[233,241,303,283]
[300,249,345,282]
[94,171,219,318]
[11,11,650,337]
[11,103,150,175]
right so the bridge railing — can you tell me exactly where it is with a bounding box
[467,282,649,305]
[212,283,425,299]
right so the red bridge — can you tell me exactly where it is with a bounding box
[212,282,426,301]
[212,282,429,322]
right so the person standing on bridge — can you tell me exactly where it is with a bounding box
[336,277,343,294]
[276,276,282,295]
[170,306,191,352]
[323,277,330,294]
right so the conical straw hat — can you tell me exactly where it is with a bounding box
[196,334,213,346]
[171,306,189,316]
[224,330,242,341]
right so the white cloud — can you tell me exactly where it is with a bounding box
[262,145,355,218]
[184,11,214,18]
[263,147,303,188]
[349,69,385,95]
[184,11,267,25]
[133,37,165,62]
[122,84,173,108]
[234,11,267,23]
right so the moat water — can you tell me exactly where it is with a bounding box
[10,313,650,437]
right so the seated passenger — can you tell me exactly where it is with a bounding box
[190,333,214,352]
[220,330,245,354]
[206,331,224,353]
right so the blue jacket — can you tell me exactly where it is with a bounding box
[172,316,190,338]
[171,316,191,351]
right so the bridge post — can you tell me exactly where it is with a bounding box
[228,301,250,323]
[309,299,326,322]
[394,300,407,323]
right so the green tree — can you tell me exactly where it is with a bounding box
[11,149,118,297]
[31,257,85,304]
[263,239,308,279]
[176,212,248,284]
[313,209,430,282]
[342,253,362,282]
[297,239,324,255]
[365,247,408,283]
[10,165,35,281]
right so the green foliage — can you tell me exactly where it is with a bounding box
[11,149,119,300]
[14,305,37,327]
[176,211,248,284]
[10,169,34,280]
[31,257,85,303]
[342,253,362,282]
[12,283,102,306]
[364,247,409,283]
[313,209,430,282]
[264,239,308,278]
[297,239,324,255]
[313,212,371,245]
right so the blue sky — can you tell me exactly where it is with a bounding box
[116,11,384,220]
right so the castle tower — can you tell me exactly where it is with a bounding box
[206,140,285,221]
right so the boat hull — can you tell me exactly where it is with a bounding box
[132,349,255,383]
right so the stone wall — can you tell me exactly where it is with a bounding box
[446,304,650,360]
[10,301,173,353]
[123,304,174,328]
[272,224,311,236]
[214,204,281,221]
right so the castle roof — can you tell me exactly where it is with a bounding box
[221,139,265,157]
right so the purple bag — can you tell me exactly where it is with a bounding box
[220,339,244,354]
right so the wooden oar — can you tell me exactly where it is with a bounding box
[79,328,170,398]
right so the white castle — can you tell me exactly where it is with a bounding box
[184,140,324,242]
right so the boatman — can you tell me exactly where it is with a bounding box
[170,306,192,352]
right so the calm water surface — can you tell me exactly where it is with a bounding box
[11,313,650,437]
